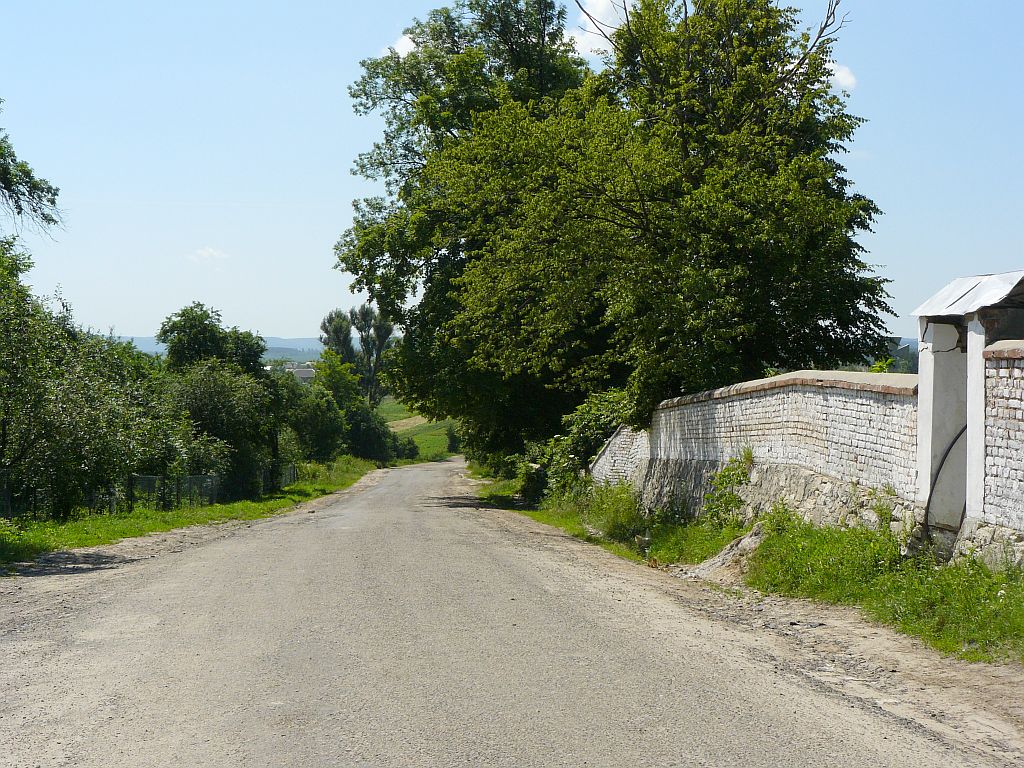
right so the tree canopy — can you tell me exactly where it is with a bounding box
[0,100,60,233]
[336,0,890,460]
[157,302,267,377]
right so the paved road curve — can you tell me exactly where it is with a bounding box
[0,460,1015,766]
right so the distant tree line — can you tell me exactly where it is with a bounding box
[336,0,892,479]
[319,303,396,408]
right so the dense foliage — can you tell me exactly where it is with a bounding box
[0,241,416,518]
[337,0,891,471]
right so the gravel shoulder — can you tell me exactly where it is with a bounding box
[1,459,1022,767]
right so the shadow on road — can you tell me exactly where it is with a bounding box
[10,550,133,578]
[424,493,524,511]
[423,494,488,510]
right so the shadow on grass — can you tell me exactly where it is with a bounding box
[478,493,524,510]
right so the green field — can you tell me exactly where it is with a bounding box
[394,418,456,462]
[377,396,413,423]
[377,396,455,462]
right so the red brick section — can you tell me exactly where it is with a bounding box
[654,370,919,411]
[983,340,1024,360]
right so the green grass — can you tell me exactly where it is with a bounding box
[528,485,642,561]
[647,518,750,564]
[477,478,523,509]
[477,478,688,563]
[502,480,746,566]
[746,508,1024,662]
[376,396,413,423]
[394,418,455,462]
[0,455,376,569]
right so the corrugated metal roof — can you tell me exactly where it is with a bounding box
[912,270,1024,317]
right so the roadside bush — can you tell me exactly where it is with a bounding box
[396,436,419,460]
[477,451,521,480]
[582,483,646,543]
[345,402,419,464]
[345,403,397,463]
[546,389,630,495]
[516,461,547,507]
[288,384,348,463]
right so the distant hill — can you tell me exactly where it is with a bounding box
[119,336,324,362]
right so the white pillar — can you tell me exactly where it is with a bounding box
[916,318,968,529]
[916,317,936,504]
[965,314,987,522]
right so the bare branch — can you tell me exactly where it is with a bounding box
[573,0,621,55]
[778,0,849,88]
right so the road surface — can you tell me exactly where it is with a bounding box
[2,459,1022,767]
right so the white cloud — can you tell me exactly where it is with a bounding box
[187,247,230,271]
[570,0,626,56]
[384,34,416,57]
[827,61,857,91]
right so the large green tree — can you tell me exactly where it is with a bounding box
[157,302,267,377]
[338,0,890,456]
[349,303,396,408]
[320,304,398,407]
[337,0,588,456]
[319,309,357,363]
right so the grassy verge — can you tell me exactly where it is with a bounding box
[746,508,1024,662]
[477,477,735,564]
[0,455,376,569]
[477,473,1024,663]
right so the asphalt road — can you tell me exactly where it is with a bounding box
[0,459,1019,767]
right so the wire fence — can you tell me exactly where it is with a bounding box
[0,463,298,519]
[266,463,298,491]
[127,474,222,511]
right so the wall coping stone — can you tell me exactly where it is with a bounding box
[983,340,1024,360]
[654,369,919,411]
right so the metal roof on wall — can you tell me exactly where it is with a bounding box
[912,270,1024,317]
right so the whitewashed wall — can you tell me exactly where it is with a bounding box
[968,343,1024,563]
[593,371,920,528]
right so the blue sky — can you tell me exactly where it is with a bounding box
[4,1,1023,339]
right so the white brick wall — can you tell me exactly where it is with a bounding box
[591,426,650,486]
[594,364,1024,552]
[984,357,1024,532]
[650,383,918,499]
[592,371,919,513]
